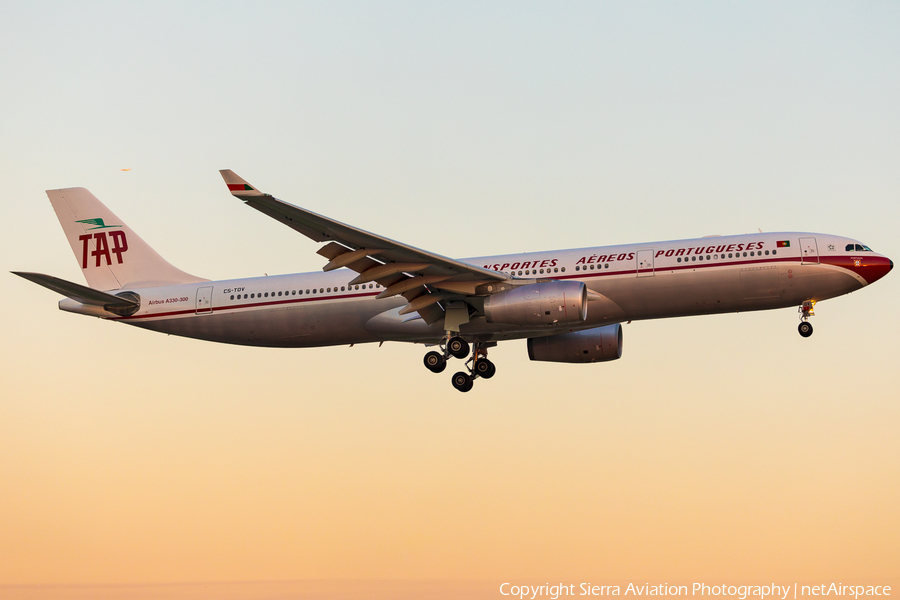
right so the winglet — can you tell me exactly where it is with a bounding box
[219,170,265,198]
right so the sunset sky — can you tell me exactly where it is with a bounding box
[1,2,898,598]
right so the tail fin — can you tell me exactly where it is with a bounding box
[47,187,205,290]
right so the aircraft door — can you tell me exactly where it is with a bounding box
[637,249,654,277]
[800,237,819,264]
[196,286,213,314]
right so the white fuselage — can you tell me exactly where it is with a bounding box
[64,231,887,348]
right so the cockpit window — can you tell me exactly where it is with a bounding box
[847,243,873,252]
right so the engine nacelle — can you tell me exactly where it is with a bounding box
[527,324,623,363]
[484,281,587,326]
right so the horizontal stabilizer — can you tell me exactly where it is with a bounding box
[12,271,138,309]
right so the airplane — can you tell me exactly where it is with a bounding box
[14,170,893,392]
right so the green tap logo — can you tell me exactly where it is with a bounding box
[77,218,121,230]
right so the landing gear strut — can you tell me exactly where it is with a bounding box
[798,300,815,338]
[421,337,497,392]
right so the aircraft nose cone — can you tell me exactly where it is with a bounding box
[865,256,893,285]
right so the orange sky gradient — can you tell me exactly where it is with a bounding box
[2,2,898,597]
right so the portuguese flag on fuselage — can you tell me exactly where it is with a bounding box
[776,240,790,247]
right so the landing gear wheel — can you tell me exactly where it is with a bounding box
[423,351,447,373]
[451,371,474,392]
[798,322,813,338]
[447,336,470,359]
[474,358,496,379]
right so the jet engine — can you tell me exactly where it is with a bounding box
[484,281,587,326]
[527,324,623,363]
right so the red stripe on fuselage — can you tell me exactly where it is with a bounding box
[115,253,881,323]
[114,290,381,321]
[819,255,892,284]
[554,255,802,281]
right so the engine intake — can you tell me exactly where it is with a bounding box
[527,324,623,363]
[484,281,587,326]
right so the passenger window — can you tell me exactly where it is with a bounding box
[765,250,769,255]
[692,256,696,262]
[772,250,777,255]
[561,267,566,272]
[230,295,234,300]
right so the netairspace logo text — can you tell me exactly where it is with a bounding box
[499,583,892,600]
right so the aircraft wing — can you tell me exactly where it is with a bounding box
[219,170,508,325]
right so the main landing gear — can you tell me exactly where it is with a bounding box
[798,300,815,338]
[423,336,496,392]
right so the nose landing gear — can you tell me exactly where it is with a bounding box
[422,337,497,392]
[798,300,816,338]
